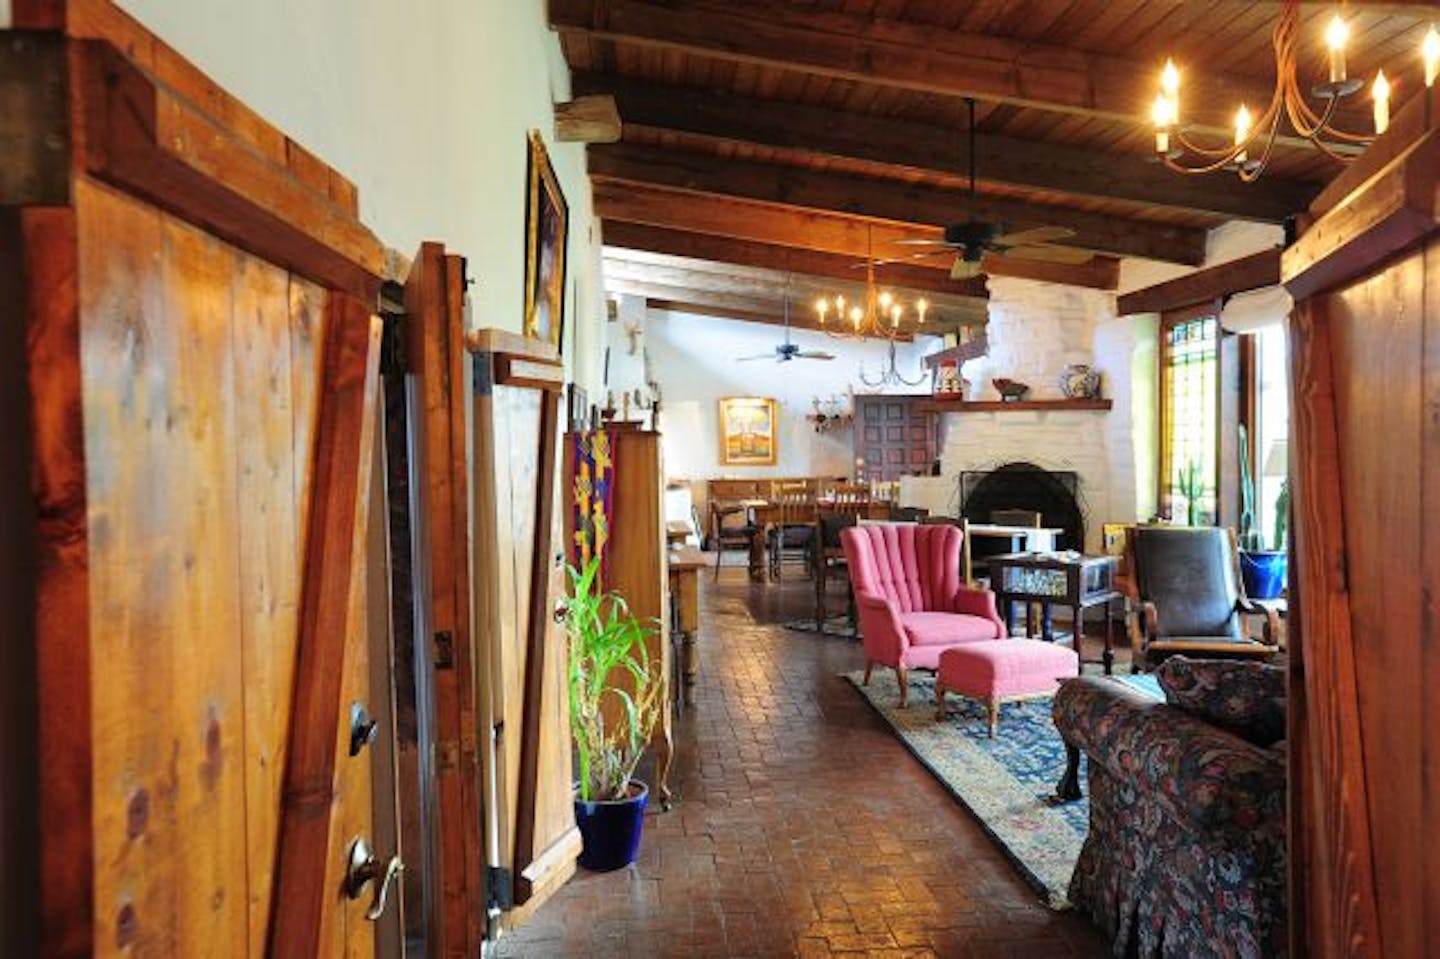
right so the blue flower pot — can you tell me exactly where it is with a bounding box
[1240,550,1287,600]
[574,780,648,871]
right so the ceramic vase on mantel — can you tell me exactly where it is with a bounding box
[1059,364,1102,399]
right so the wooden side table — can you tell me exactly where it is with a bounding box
[667,546,706,704]
[990,552,1123,674]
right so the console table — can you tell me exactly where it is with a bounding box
[990,552,1123,674]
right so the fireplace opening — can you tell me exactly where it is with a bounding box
[960,463,1084,556]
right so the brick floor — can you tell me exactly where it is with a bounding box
[496,571,1110,958]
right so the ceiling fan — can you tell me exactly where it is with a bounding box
[736,279,835,363]
[892,98,1094,279]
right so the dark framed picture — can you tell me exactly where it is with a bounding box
[567,383,589,432]
[523,131,568,351]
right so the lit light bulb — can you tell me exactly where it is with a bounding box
[1152,93,1174,154]
[916,299,929,323]
[878,290,893,309]
[815,298,830,324]
[1373,69,1391,135]
[1424,25,1439,89]
[1326,14,1350,83]
[849,306,863,330]
[1160,59,1180,98]
[890,304,902,327]
[1234,104,1252,164]
[835,294,846,315]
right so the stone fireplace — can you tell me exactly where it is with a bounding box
[960,463,1084,550]
[900,276,1153,551]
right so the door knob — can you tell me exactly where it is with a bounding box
[344,837,404,921]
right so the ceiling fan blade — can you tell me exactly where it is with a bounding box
[735,354,777,362]
[1002,244,1094,264]
[950,258,984,280]
[854,250,951,268]
[892,238,954,247]
[995,225,1075,247]
[795,351,836,360]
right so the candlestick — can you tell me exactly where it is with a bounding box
[1326,14,1349,83]
[1373,70,1391,135]
[1234,104,1251,164]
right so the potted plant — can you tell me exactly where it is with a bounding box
[1238,425,1287,599]
[562,557,665,872]
[1175,458,1206,527]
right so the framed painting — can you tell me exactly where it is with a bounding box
[523,131,568,350]
[718,397,778,466]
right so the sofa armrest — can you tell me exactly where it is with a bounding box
[1053,677,1284,833]
[952,585,1004,635]
[854,590,908,655]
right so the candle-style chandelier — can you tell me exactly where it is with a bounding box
[813,227,929,340]
[1152,1,1439,181]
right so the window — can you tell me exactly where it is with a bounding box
[1253,325,1290,548]
[1160,314,1219,524]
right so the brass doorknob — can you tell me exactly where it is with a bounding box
[344,837,404,921]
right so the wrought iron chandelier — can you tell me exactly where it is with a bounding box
[1151,1,1439,181]
[813,227,929,341]
[858,340,927,388]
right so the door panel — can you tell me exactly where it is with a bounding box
[855,396,935,482]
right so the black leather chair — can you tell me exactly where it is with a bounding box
[1128,526,1281,666]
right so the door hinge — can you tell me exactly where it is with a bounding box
[486,866,514,912]
[433,629,454,670]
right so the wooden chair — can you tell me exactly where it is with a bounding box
[1126,525,1281,667]
[767,479,816,579]
[991,508,1043,528]
[813,510,859,633]
[709,501,756,581]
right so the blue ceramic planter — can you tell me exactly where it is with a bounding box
[1240,550,1287,600]
[574,780,648,871]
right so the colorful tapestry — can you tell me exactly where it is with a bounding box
[570,430,616,581]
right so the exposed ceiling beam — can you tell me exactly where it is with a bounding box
[607,281,922,341]
[602,223,991,298]
[590,142,1206,264]
[594,183,1123,290]
[550,0,1363,145]
[574,73,1318,223]
[602,252,988,327]
[1117,248,1281,314]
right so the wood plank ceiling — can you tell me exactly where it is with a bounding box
[550,0,1438,333]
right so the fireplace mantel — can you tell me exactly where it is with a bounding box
[916,398,1113,413]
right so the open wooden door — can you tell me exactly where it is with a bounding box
[2,6,408,956]
[397,242,488,957]
[469,329,582,929]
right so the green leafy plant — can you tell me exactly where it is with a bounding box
[1176,459,1206,527]
[562,557,665,803]
[1237,425,1264,550]
[1272,479,1290,551]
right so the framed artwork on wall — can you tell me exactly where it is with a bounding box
[523,131,568,350]
[718,397,778,466]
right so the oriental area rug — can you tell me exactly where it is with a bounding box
[843,668,1149,909]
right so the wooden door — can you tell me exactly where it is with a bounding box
[469,330,581,927]
[855,395,935,481]
[399,242,487,957]
[1281,91,1440,957]
[3,11,403,956]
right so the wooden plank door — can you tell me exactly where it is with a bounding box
[855,395,935,482]
[469,330,581,928]
[401,242,486,957]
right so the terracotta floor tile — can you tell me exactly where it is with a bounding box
[496,578,1107,958]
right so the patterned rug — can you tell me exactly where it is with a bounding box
[843,668,1159,909]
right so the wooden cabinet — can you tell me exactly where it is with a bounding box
[564,429,675,802]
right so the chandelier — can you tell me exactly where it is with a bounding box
[1151,1,1440,181]
[813,228,929,340]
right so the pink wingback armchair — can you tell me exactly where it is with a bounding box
[842,524,1006,707]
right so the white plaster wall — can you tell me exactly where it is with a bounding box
[115,0,608,392]
[644,308,940,481]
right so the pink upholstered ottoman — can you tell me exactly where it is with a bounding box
[935,640,1080,737]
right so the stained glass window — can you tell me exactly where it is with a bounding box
[1162,316,1218,524]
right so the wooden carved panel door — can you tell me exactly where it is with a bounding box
[855,396,936,482]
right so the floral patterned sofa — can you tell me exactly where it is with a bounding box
[1053,657,1288,958]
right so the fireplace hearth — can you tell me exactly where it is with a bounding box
[960,463,1084,553]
